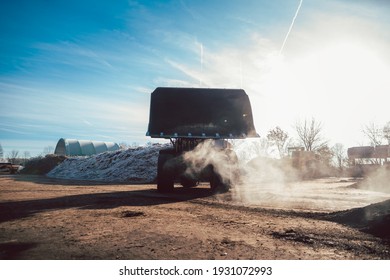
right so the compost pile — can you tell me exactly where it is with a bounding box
[21,154,67,175]
[328,199,390,239]
[47,143,169,183]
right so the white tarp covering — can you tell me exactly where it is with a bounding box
[54,138,120,156]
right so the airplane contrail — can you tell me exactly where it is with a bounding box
[280,0,303,55]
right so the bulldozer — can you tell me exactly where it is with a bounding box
[146,87,258,193]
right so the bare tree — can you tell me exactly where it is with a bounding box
[42,146,54,155]
[383,121,390,145]
[295,118,327,151]
[23,151,31,159]
[23,151,31,165]
[362,122,383,146]
[8,150,19,164]
[251,138,270,158]
[332,143,346,171]
[316,145,334,166]
[267,126,289,158]
[0,142,3,159]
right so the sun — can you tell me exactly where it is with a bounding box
[291,42,388,95]
[263,41,389,110]
[254,40,390,146]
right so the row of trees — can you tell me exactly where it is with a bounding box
[362,122,390,146]
[265,119,341,172]
[0,143,54,164]
[1,119,388,169]
[265,118,390,173]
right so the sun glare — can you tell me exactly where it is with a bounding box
[254,40,390,145]
[299,42,386,90]
[264,41,389,110]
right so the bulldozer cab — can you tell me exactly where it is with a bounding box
[146,87,258,139]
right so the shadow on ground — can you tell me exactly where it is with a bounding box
[0,242,37,259]
[3,175,390,241]
[0,185,213,224]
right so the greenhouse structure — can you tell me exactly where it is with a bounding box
[54,138,120,156]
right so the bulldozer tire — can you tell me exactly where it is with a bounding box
[210,171,229,193]
[157,150,175,193]
[180,176,198,188]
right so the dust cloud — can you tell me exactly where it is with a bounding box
[182,139,239,186]
[231,155,299,206]
[181,139,390,212]
[182,139,298,203]
[358,166,390,194]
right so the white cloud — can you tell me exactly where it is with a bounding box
[34,41,115,71]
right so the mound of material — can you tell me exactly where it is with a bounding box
[356,166,390,194]
[47,144,168,183]
[21,154,67,175]
[328,199,390,239]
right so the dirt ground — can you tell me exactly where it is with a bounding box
[0,175,389,260]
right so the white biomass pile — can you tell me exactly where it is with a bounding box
[47,143,169,183]
[46,139,272,184]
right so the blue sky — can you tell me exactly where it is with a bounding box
[1,0,390,157]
